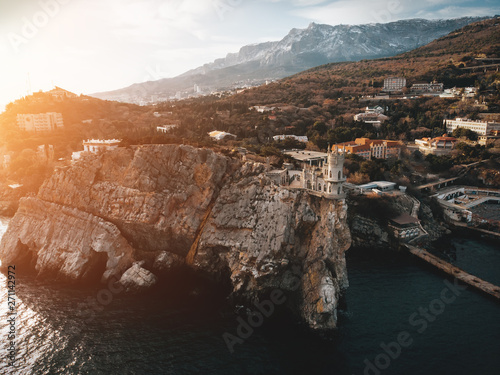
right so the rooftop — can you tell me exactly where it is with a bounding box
[359,181,397,189]
[208,131,236,140]
[283,150,327,162]
[83,139,121,145]
[391,213,420,225]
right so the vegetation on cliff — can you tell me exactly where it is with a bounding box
[0,144,351,330]
[0,17,498,200]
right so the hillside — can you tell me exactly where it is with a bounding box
[0,93,161,154]
[232,17,500,106]
[143,17,500,165]
[0,17,498,203]
[91,17,484,104]
[0,92,177,199]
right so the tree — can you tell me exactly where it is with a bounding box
[412,150,423,161]
[452,127,478,141]
[425,154,453,172]
[312,121,327,135]
[347,171,369,184]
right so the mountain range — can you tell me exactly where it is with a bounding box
[91,17,486,103]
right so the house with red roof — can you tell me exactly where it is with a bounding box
[415,135,458,155]
[332,138,402,160]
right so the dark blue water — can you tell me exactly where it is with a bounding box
[429,234,500,286]
[1,220,499,374]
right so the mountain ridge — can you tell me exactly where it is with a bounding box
[91,16,486,103]
[226,16,500,107]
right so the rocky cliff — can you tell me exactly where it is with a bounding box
[0,144,351,329]
[348,193,447,249]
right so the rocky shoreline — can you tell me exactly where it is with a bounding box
[0,144,351,330]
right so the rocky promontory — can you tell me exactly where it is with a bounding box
[0,144,351,329]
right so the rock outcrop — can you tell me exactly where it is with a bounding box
[0,144,351,329]
[187,177,351,329]
[0,185,25,216]
[119,262,157,291]
[0,198,135,281]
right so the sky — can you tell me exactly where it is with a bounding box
[0,0,498,109]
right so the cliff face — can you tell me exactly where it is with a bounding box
[0,198,135,281]
[0,185,25,216]
[350,216,391,248]
[0,144,351,329]
[188,176,350,329]
[348,194,446,249]
[36,145,233,256]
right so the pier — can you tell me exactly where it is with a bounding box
[405,244,500,300]
[417,177,460,192]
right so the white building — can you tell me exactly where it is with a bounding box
[283,150,328,167]
[17,112,64,132]
[444,118,500,136]
[157,125,178,133]
[36,144,55,163]
[3,154,11,169]
[208,131,237,141]
[383,77,406,92]
[353,112,389,127]
[251,106,275,113]
[299,146,346,198]
[83,139,121,154]
[415,136,458,155]
[358,181,397,193]
[440,87,477,99]
[322,146,347,198]
[47,86,78,100]
[273,147,346,199]
[72,152,83,162]
[273,134,309,143]
[388,214,421,241]
[365,106,385,114]
[410,82,444,93]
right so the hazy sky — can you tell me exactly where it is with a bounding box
[0,0,498,108]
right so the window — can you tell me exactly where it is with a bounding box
[338,171,341,180]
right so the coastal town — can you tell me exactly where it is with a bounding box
[0,9,499,375]
[2,70,500,239]
[3,71,500,305]
[1,79,499,304]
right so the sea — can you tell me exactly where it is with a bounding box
[0,217,499,375]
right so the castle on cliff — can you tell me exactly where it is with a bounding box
[267,145,346,199]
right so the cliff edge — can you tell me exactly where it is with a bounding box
[0,144,351,329]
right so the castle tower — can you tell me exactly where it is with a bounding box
[324,145,346,198]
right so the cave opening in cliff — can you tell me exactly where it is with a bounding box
[80,249,109,284]
[13,239,38,271]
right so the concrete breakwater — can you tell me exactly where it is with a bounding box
[405,244,500,300]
